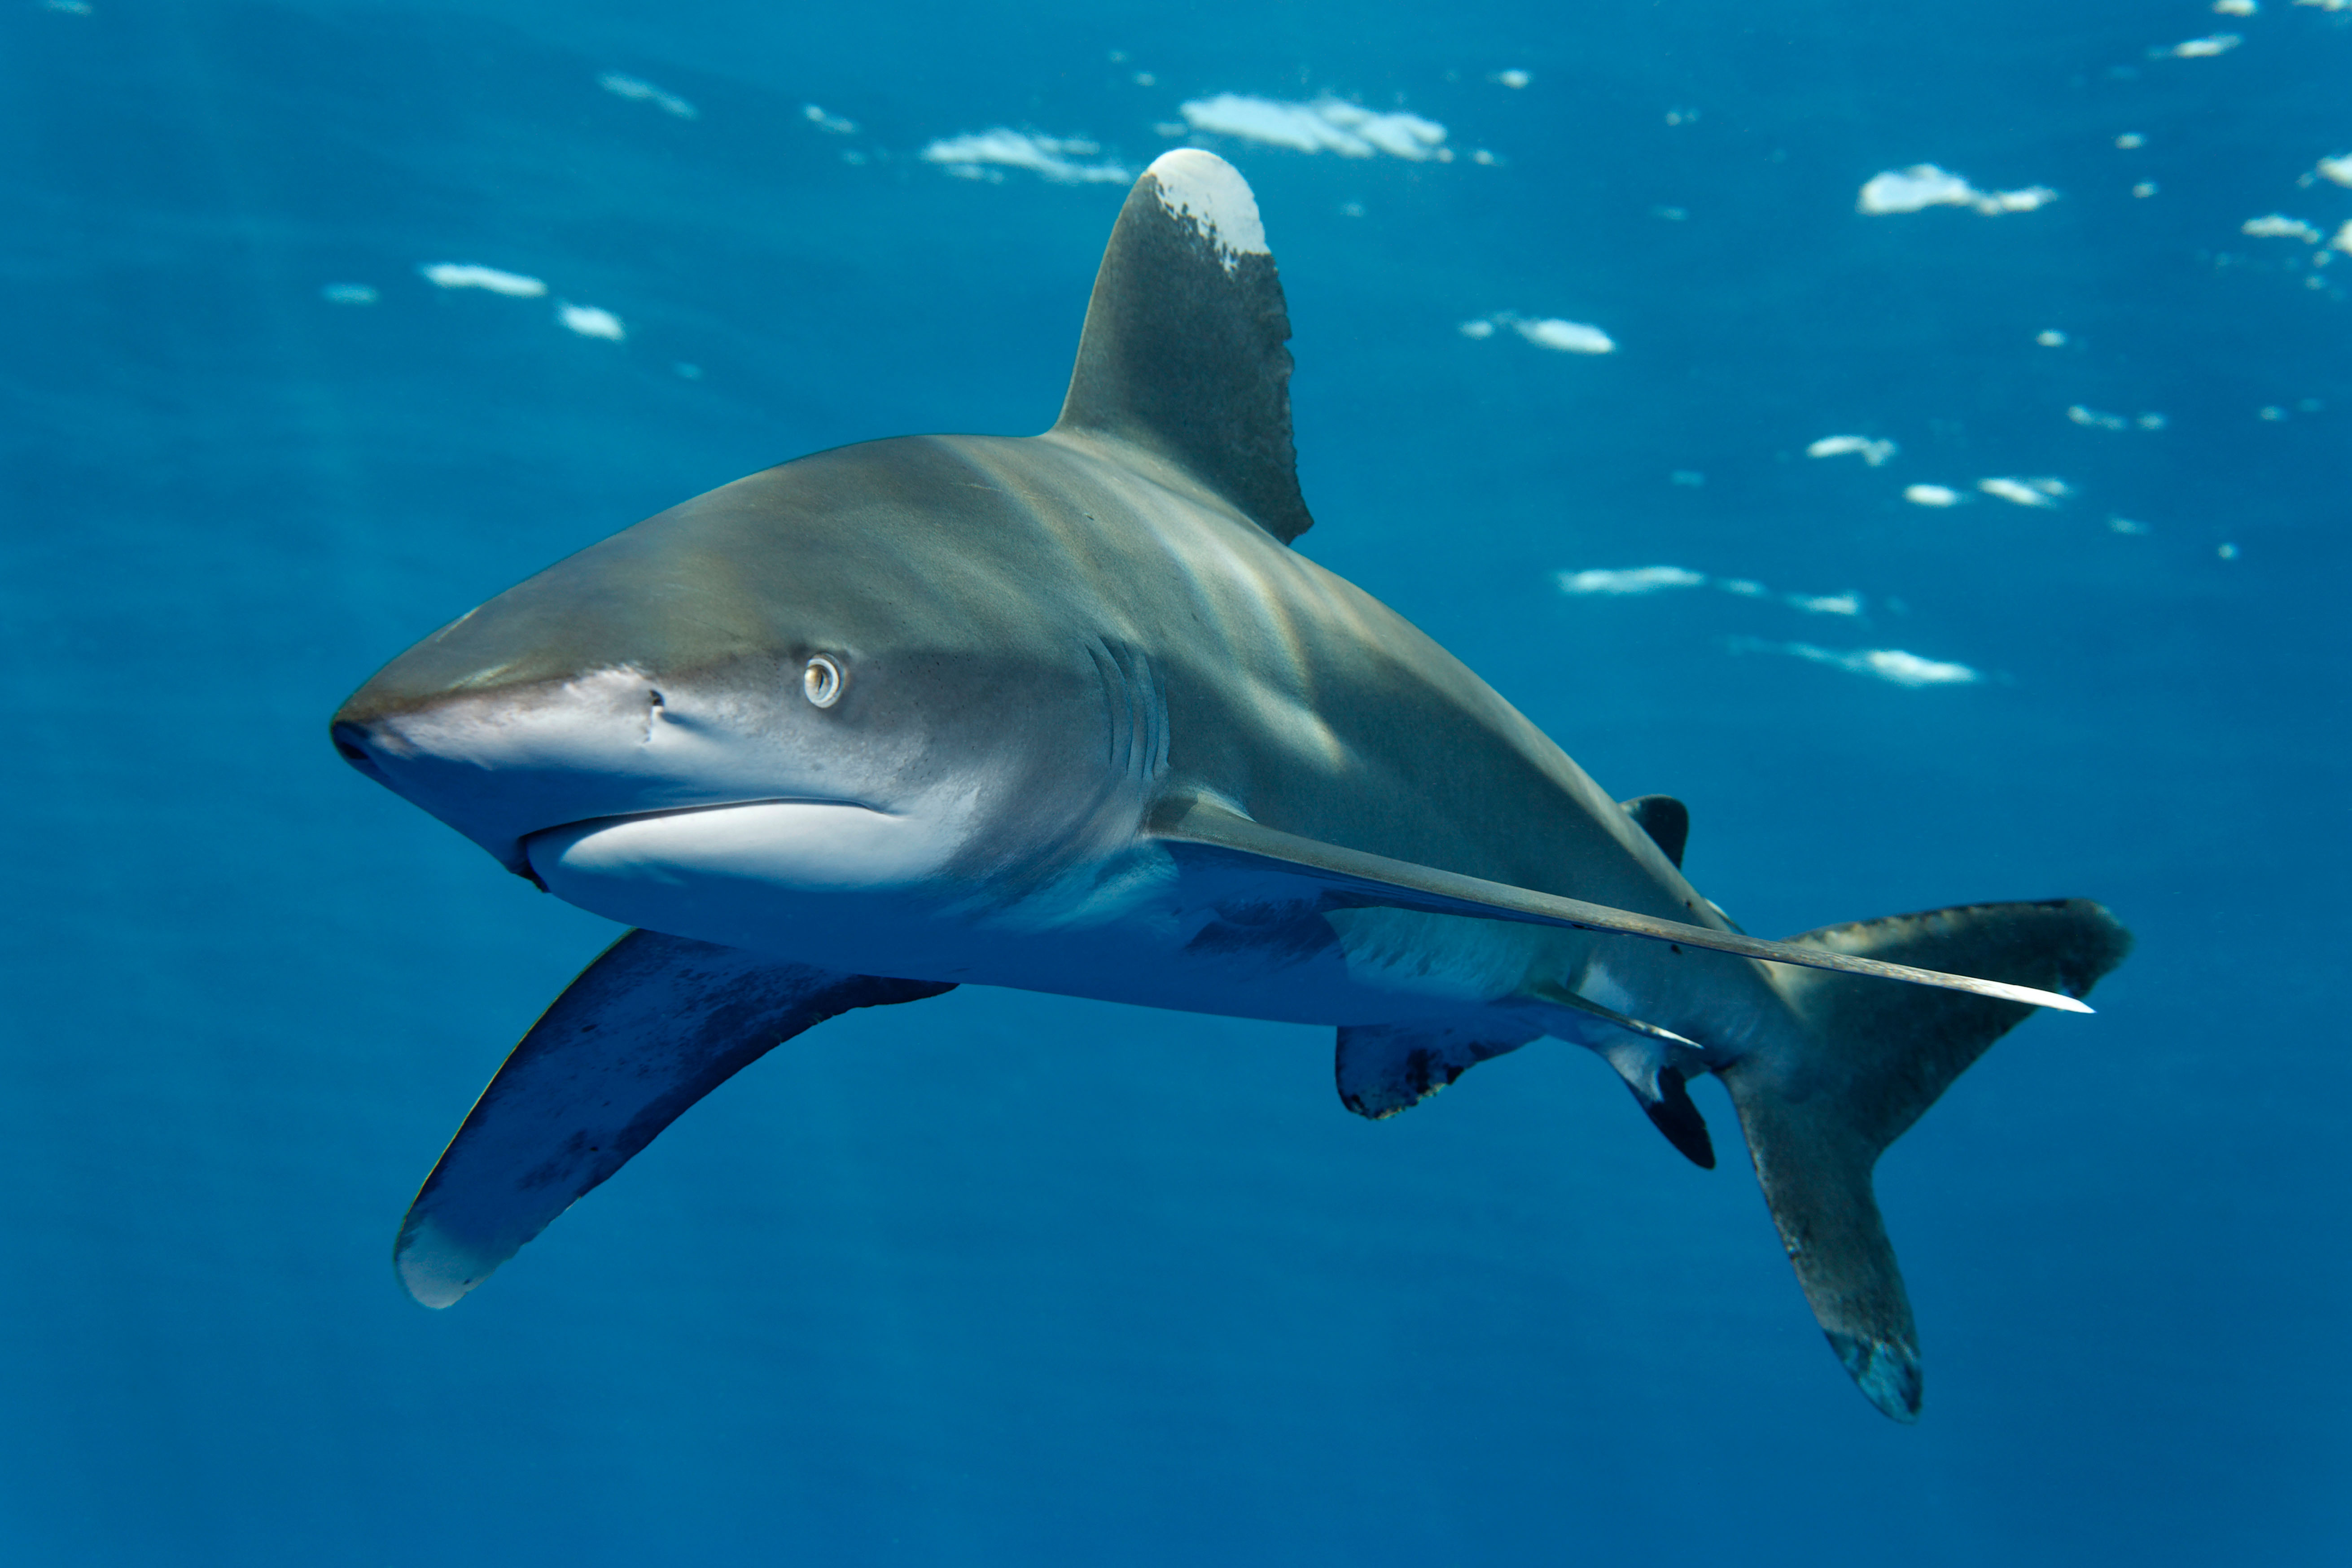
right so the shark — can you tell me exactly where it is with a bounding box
[331,149,2130,1421]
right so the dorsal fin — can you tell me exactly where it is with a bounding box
[1054,149,1314,544]
[1621,794,1690,867]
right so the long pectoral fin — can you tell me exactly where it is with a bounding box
[395,930,952,1309]
[1148,795,2091,1014]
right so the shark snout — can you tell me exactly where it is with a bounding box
[330,719,391,781]
[329,666,827,874]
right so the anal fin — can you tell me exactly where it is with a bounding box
[1642,1068,1715,1170]
[1524,981,1716,1169]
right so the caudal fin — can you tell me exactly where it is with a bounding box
[1718,898,2132,1421]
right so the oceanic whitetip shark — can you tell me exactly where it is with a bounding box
[332,149,2130,1421]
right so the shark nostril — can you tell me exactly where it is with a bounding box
[331,722,385,775]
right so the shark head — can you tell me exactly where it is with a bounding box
[333,148,1317,961]
[331,436,1169,955]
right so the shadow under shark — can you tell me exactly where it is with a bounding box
[332,150,2129,1422]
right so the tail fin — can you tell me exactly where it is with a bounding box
[1718,898,2132,1421]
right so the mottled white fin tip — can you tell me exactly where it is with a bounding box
[1146,149,1270,265]
[395,1216,495,1309]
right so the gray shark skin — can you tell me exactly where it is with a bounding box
[332,150,2131,1422]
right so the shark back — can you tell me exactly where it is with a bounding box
[1013,153,1710,923]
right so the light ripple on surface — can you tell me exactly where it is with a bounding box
[1461,313,1616,353]
[2068,405,2167,431]
[1978,476,2071,507]
[1558,567,1862,617]
[420,263,547,297]
[920,129,1130,184]
[2243,214,2321,241]
[1730,639,1981,687]
[556,303,625,341]
[1808,434,1898,466]
[2158,33,2243,57]
[1858,164,2056,216]
[597,73,696,120]
[1179,94,1450,162]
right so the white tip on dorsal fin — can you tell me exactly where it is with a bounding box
[1143,149,1270,271]
[1054,151,1314,545]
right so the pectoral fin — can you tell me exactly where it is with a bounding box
[1147,795,2091,1014]
[394,930,952,1308]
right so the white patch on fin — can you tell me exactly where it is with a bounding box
[395,1214,492,1309]
[1146,149,1269,271]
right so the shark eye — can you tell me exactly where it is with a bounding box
[802,654,845,708]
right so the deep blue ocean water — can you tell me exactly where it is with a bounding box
[4,1,2348,1562]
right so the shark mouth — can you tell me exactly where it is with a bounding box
[521,797,965,939]
[511,796,884,888]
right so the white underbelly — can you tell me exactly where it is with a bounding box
[526,802,1572,1028]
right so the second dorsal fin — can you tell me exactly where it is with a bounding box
[1621,795,1690,868]
[1054,149,1314,544]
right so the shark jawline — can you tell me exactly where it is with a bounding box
[511,795,890,873]
[521,795,892,848]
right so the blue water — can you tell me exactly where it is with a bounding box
[4,1,2347,1561]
